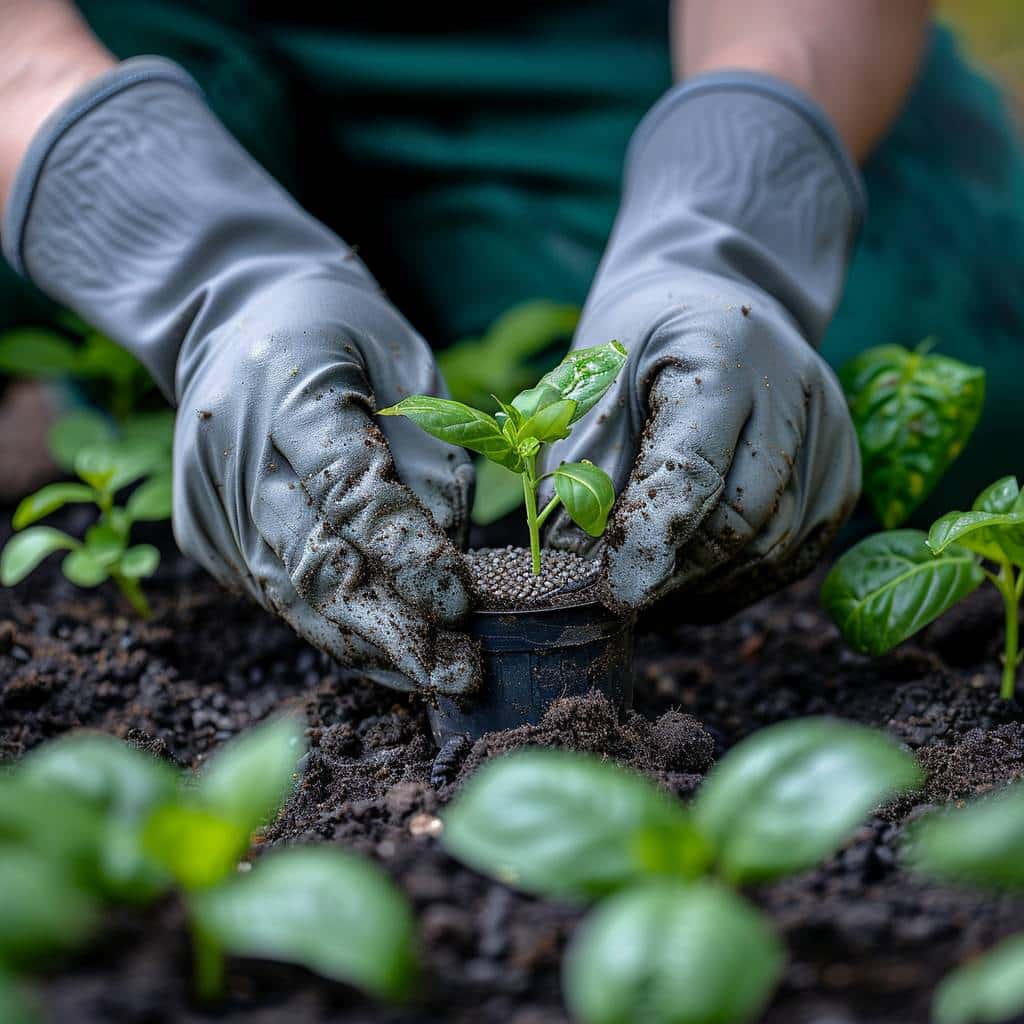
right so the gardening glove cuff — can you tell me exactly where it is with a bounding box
[543,73,864,614]
[610,71,865,346]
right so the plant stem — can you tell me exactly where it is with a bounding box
[113,572,152,619]
[535,495,561,531]
[522,460,542,576]
[998,563,1021,701]
[191,917,225,1003]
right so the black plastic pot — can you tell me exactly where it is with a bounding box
[427,600,635,746]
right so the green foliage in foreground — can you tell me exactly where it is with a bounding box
[0,721,416,1014]
[823,475,1024,699]
[381,338,626,574]
[840,341,985,529]
[443,718,920,1024]
[906,781,1024,1023]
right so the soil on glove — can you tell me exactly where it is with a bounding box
[2,514,1024,1024]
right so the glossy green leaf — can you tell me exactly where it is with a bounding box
[533,340,627,423]
[0,968,38,1024]
[198,717,305,834]
[442,750,710,900]
[0,847,97,965]
[62,548,109,588]
[22,734,177,899]
[564,880,783,1024]
[378,395,520,470]
[554,461,615,537]
[519,397,577,443]
[119,545,160,579]
[0,329,79,377]
[13,484,95,530]
[126,474,172,522]
[822,529,984,655]
[908,784,1024,888]
[47,410,117,472]
[511,382,564,421]
[695,718,921,884]
[974,477,1020,515]
[142,803,248,891]
[840,343,985,528]
[928,510,1024,562]
[74,445,117,491]
[1,527,77,585]
[192,847,416,1001]
[470,457,523,525]
[933,934,1024,1024]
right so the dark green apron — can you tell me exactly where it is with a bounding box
[2,1,1021,522]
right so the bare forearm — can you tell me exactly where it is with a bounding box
[0,0,114,211]
[672,0,932,161]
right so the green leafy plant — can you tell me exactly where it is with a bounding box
[823,475,1024,699]
[381,339,626,575]
[840,341,985,528]
[0,435,172,616]
[0,722,416,1008]
[438,301,581,525]
[0,317,155,422]
[442,718,920,1024]
[906,782,1024,1024]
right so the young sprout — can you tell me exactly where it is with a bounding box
[379,340,627,575]
[823,475,1024,700]
[0,438,171,617]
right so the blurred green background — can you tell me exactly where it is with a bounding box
[943,0,1024,103]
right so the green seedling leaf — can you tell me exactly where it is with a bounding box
[533,340,627,423]
[974,477,1020,515]
[198,717,305,834]
[1,527,77,585]
[378,396,520,470]
[442,750,710,900]
[908,784,1024,888]
[0,968,38,1024]
[192,847,416,1001]
[511,382,564,421]
[126,474,172,522]
[62,549,109,588]
[12,483,95,530]
[928,479,1024,565]
[84,523,126,565]
[142,803,248,891]
[0,777,106,886]
[554,461,615,537]
[75,331,145,386]
[933,934,1024,1024]
[695,718,921,884]
[519,397,576,443]
[0,847,97,966]
[47,410,116,472]
[840,343,985,528]
[22,734,177,900]
[0,329,79,376]
[120,545,160,579]
[74,445,117,491]
[822,529,984,655]
[563,880,784,1024]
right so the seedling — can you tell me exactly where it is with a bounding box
[0,437,171,616]
[840,341,985,528]
[380,339,627,575]
[0,723,416,1007]
[906,782,1024,1023]
[823,475,1024,699]
[443,718,919,1024]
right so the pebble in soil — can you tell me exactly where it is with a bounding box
[465,546,600,610]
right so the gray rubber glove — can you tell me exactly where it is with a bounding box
[2,59,478,694]
[543,73,864,618]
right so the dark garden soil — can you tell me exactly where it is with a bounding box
[3,512,1024,1024]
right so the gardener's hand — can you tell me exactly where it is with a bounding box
[543,76,865,617]
[1,58,478,693]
